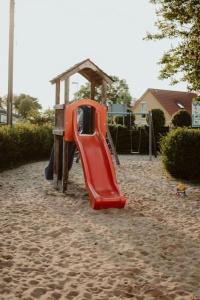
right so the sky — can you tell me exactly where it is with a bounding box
[0,0,187,109]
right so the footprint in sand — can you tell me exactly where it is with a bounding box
[50,291,62,299]
[3,276,12,283]
[82,292,92,299]
[67,271,79,277]
[66,290,79,299]
[31,287,47,298]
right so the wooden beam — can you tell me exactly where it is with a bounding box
[64,78,70,104]
[55,80,60,105]
[54,104,65,110]
[101,80,107,104]
[53,135,59,188]
[53,129,64,136]
[90,82,96,100]
[62,140,69,192]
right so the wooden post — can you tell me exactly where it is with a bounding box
[101,80,107,104]
[55,80,60,105]
[64,78,70,104]
[149,111,152,161]
[63,78,70,191]
[53,135,59,188]
[7,0,15,126]
[90,82,96,100]
[62,140,69,192]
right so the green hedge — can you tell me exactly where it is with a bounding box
[109,125,168,154]
[161,128,200,180]
[0,124,53,171]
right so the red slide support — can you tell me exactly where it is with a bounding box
[64,99,126,210]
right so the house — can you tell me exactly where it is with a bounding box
[132,88,197,126]
[0,109,20,124]
[0,109,7,124]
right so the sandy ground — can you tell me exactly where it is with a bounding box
[0,155,200,300]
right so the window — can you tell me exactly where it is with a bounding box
[140,102,147,118]
[177,102,184,109]
[0,114,6,123]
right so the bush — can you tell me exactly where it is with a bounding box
[172,110,191,127]
[161,127,200,180]
[0,124,53,170]
[27,109,55,126]
[109,125,168,154]
[146,109,165,133]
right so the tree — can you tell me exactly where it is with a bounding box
[146,0,200,97]
[147,109,166,133]
[74,76,132,107]
[0,97,3,109]
[14,94,42,118]
[0,96,8,110]
[172,110,191,127]
[27,109,55,126]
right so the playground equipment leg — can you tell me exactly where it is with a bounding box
[62,140,69,192]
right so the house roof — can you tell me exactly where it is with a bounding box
[139,88,197,116]
[50,58,114,86]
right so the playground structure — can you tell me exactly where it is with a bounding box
[49,59,125,209]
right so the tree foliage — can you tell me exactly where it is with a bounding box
[27,109,55,126]
[74,76,132,107]
[0,96,8,110]
[172,109,191,127]
[14,94,42,118]
[161,127,200,180]
[147,109,166,133]
[146,0,200,96]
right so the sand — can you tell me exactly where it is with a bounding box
[0,155,200,300]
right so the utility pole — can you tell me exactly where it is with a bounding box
[7,0,15,126]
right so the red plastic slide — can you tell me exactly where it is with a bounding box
[74,131,126,209]
[64,99,126,210]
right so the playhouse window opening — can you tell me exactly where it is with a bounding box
[77,105,96,135]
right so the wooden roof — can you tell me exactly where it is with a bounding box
[50,59,113,86]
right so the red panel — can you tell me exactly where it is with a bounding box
[64,99,107,141]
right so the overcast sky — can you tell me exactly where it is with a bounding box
[0,0,187,109]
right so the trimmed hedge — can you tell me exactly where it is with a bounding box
[0,124,53,170]
[161,128,200,180]
[0,122,170,171]
[172,110,191,127]
[109,125,168,154]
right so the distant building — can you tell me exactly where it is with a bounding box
[132,88,197,126]
[0,109,7,124]
[0,109,20,124]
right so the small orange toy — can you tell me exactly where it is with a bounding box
[176,183,187,197]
